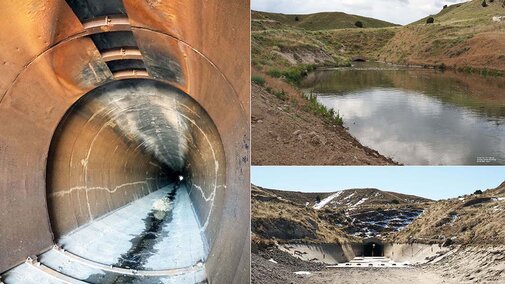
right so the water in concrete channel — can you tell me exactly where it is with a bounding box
[301,62,505,165]
[1,184,207,283]
[114,185,179,271]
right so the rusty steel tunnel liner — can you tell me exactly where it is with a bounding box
[0,0,250,283]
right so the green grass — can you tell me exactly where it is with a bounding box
[411,0,505,26]
[252,25,396,71]
[305,92,343,126]
[252,75,266,86]
[273,89,288,101]
[379,0,505,74]
[456,66,504,76]
[252,10,398,31]
[267,65,317,85]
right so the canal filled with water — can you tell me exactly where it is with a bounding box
[301,63,505,165]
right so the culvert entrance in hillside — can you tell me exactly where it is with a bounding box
[42,79,225,282]
[363,238,384,257]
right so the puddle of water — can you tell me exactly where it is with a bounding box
[301,63,505,165]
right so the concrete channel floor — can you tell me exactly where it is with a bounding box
[1,184,207,283]
[327,257,411,268]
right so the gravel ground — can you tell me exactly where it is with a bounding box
[252,247,459,284]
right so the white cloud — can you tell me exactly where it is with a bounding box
[252,0,468,25]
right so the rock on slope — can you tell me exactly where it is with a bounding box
[252,185,432,241]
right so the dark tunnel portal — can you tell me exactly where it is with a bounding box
[364,242,383,257]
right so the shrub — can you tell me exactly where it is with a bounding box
[443,5,448,9]
[355,21,363,28]
[316,195,321,203]
[273,89,287,101]
[437,63,447,71]
[267,69,282,78]
[426,17,435,24]
[252,75,265,86]
[391,199,400,204]
[295,16,300,22]
[305,92,344,126]
[482,0,488,7]
[474,190,483,195]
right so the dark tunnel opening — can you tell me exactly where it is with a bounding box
[44,79,226,281]
[0,0,250,282]
[363,242,384,257]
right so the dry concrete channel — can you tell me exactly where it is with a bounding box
[0,1,250,283]
[278,241,449,268]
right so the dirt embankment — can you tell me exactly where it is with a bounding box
[251,247,327,284]
[391,182,505,245]
[251,185,357,245]
[429,245,505,283]
[251,70,397,165]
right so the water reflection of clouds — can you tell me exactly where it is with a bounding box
[318,88,505,165]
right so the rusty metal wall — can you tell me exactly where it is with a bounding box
[0,1,250,283]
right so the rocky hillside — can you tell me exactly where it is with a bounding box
[252,10,398,31]
[312,188,432,238]
[392,181,505,245]
[264,187,430,209]
[252,185,432,241]
[311,188,431,210]
[251,185,358,245]
[379,0,505,73]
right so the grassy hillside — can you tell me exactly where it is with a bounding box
[392,181,505,245]
[252,27,398,76]
[253,185,432,240]
[413,1,505,26]
[251,10,401,81]
[251,185,357,244]
[380,0,505,73]
[252,10,398,31]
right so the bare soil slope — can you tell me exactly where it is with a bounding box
[251,73,397,165]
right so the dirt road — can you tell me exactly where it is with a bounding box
[252,249,458,284]
[305,268,458,284]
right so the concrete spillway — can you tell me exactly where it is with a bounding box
[0,1,250,283]
[279,242,449,268]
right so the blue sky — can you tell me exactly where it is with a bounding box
[252,0,467,25]
[252,166,505,200]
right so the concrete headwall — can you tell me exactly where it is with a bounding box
[279,243,358,264]
[383,243,448,264]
